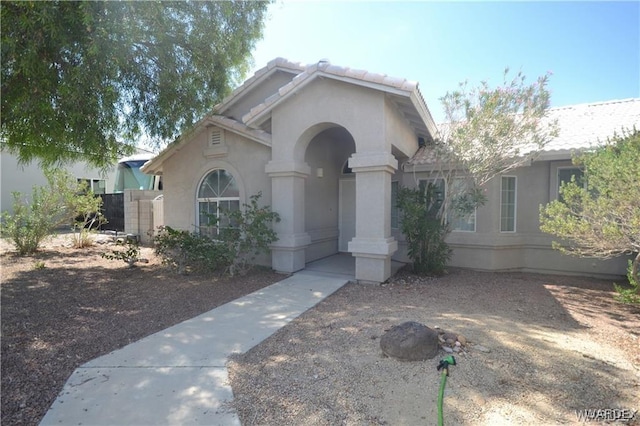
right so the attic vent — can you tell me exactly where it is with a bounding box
[210,128,224,146]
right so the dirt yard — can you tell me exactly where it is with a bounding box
[228,269,640,425]
[0,234,283,426]
[1,234,639,425]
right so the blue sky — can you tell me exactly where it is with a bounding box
[249,1,639,122]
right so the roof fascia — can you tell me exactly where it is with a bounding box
[244,71,431,129]
[214,59,304,114]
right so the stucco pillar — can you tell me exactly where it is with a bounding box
[348,152,398,284]
[265,160,312,273]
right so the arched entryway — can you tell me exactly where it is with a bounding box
[303,126,356,262]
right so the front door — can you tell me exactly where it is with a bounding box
[338,178,356,252]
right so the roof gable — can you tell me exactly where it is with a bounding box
[242,60,438,141]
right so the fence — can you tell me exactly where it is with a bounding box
[99,193,125,232]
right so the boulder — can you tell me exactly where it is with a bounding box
[380,321,439,361]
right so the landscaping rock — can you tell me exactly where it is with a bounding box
[380,321,439,361]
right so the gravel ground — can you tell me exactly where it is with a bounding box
[2,233,639,425]
[0,233,283,426]
[228,269,640,425]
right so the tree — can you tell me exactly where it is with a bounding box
[540,129,640,294]
[1,1,270,167]
[1,168,106,254]
[400,69,557,274]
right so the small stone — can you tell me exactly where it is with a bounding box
[475,345,491,353]
[442,332,457,341]
[455,341,461,347]
[453,346,461,353]
[443,346,453,353]
[457,335,467,345]
[445,338,455,345]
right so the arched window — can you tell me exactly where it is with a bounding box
[197,169,240,236]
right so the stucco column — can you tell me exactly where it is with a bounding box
[265,160,312,273]
[348,152,398,284]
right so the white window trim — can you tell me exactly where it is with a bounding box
[500,175,517,233]
[195,169,240,235]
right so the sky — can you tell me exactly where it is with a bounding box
[249,1,640,123]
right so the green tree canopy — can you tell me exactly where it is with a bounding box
[539,129,640,287]
[1,1,270,167]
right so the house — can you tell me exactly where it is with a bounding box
[142,58,640,283]
[1,151,116,216]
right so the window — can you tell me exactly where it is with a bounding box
[77,178,106,194]
[449,178,476,232]
[197,169,240,236]
[391,181,399,229]
[418,178,445,218]
[557,167,585,201]
[500,176,517,232]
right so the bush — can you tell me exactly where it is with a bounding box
[153,192,280,276]
[153,226,232,275]
[396,185,451,275]
[614,259,640,304]
[101,238,143,268]
[0,169,106,254]
[219,192,280,276]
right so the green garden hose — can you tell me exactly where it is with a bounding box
[436,355,456,426]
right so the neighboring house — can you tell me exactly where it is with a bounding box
[1,151,115,216]
[142,57,640,283]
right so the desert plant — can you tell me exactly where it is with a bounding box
[101,239,144,268]
[153,193,280,276]
[540,129,640,295]
[153,226,232,274]
[396,185,451,275]
[614,260,640,304]
[0,169,108,254]
[219,192,280,276]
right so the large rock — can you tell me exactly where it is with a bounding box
[380,321,439,361]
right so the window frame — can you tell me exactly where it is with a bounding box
[449,177,477,233]
[196,169,240,237]
[500,175,517,233]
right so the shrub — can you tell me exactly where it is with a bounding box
[219,192,280,276]
[101,238,144,268]
[153,192,280,276]
[1,169,106,254]
[153,226,232,275]
[614,259,640,304]
[396,185,451,275]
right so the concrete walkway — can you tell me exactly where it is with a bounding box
[40,271,349,426]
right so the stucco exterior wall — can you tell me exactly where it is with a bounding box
[1,151,116,215]
[384,97,420,158]
[271,78,388,161]
[160,126,272,235]
[394,160,628,278]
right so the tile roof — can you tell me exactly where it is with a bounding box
[242,59,425,125]
[541,98,640,154]
[407,98,640,165]
[214,57,306,114]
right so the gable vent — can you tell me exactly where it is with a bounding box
[210,129,224,146]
